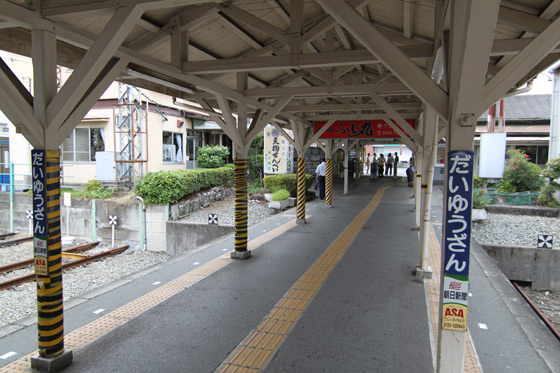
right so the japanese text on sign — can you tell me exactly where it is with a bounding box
[314,119,416,139]
[32,150,48,275]
[441,151,474,332]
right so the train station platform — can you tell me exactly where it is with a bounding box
[1,176,560,372]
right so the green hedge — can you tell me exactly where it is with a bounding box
[136,167,234,204]
[263,174,313,197]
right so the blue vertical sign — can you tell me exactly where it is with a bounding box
[441,151,473,331]
[32,150,48,276]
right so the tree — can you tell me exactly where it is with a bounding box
[497,149,543,192]
[537,157,560,207]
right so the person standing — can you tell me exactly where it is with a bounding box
[366,153,371,175]
[393,152,399,178]
[315,156,326,200]
[377,153,385,177]
[386,153,394,176]
[371,152,378,179]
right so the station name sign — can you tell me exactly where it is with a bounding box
[441,150,474,332]
[314,119,416,139]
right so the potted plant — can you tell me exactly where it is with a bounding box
[472,188,491,221]
[268,189,291,210]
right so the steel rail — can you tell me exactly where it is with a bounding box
[0,245,128,291]
[0,232,17,240]
[0,241,100,274]
[0,236,33,248]
[512,281,560,342]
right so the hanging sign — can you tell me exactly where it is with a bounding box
[441,150,474,332]
[314,119,416,139]
[32,150,48,276]
[264,126,293,174]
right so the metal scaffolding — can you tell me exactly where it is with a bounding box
[113,83,148,191]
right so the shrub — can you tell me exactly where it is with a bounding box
[82,179,113,199]
[497,149,543,192]
[537,157,560,207]
[263,174,313,196]
[472,189,491,209]
[271,189,290,201]
[473,176,483,189]
[195,145,229,168]
[136,167,234,204]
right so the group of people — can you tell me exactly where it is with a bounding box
[315,152,408,199]
[365,152,399,177]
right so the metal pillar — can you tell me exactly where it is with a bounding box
[550,67,560,160]
[343,141,349,195]
[113,83,148,192]
[9,162,14,233]
[417,106,438,278]
[232,158,251,259]
[296,157,306,223]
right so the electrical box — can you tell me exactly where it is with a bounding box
[96,151,116,181]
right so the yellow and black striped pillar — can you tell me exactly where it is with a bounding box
[325,158,333,206]
[231,158,251,259]
[31,149,72,368]
[296,157,306,223]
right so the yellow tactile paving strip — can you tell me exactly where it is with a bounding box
[215,186,392,373]
[426,223,480,372]
[0,216,303,373]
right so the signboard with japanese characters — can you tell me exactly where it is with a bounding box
[441,151,474,332]
[32,150,48,276]
[264,126,293,174]
[313,119,416,139]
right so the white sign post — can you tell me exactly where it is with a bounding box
[26,210,33,235]
[109,215,117,248]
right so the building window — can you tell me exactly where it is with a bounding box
[61,127,105,162]
[163,131,183,162]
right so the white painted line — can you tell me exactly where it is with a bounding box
[92,309,105,315]
[193,262,200,266]
[0,351,17,359]
[478,323,488,330]
[223,248,228,251]
[263,229,267,232]
[152,281,161,285]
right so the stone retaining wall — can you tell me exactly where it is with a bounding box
[0,187,234,254]
[486,204,560,217]
[482,244,560,291]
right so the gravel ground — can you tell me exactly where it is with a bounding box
[1,202,559,333]
[0,197,277,327]
[472,213,560,330]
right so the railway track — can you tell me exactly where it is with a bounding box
[513,281,560,342]
[0,241,101,273]
[0,232,17,240]
[0,235,33,248]
[0,243,129,291]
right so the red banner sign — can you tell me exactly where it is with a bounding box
[314,120,416,139]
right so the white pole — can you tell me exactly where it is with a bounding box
[111,224,115,248]
[343,141,349,195]
[550,67,560,160]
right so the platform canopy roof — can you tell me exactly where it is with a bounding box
[0,0,559,149]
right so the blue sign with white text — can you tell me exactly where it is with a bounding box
[443,151,474,278]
